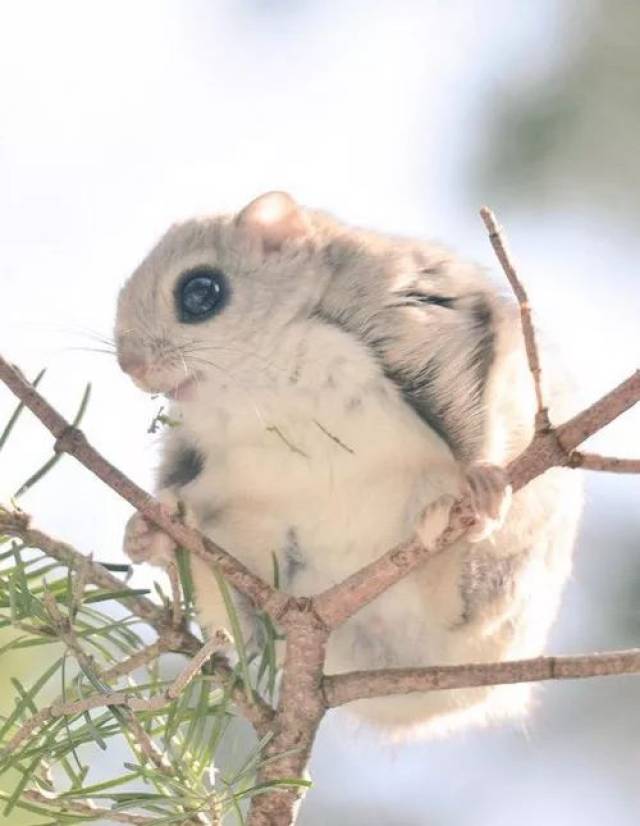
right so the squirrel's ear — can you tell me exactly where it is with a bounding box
[236,191,309,252]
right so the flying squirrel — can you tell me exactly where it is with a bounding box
[116,191,582,737]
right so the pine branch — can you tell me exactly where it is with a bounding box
[0,507,276,735]
[2,634,227,756]
[20,789,154,825]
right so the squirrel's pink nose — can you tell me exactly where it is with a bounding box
[117,352,148,381]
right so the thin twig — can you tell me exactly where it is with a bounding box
[480,206,550,432]
[0,507,173,628]
[21,789,153,825]
[207,653,275,736]
[0,508,276,733]
[99,638,176,683]
[0,637,173,752]
[555,370,640,453]
[323,647,640,707]
[41,590,172,775]
[165,631,230,700]
[568,451,640,473]
[507,369,640,491]
[2,634,237,756]
[266,425,309,458]
[314,500,473,629]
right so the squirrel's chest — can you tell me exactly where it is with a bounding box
[174,371,459,592]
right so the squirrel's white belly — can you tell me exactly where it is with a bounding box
[176,359,581,735]
[181,374,462,658]
[184,373,458,589]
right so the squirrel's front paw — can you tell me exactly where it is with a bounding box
[123,511,177,567]
[463,462,512,543]
[416,495,457,548]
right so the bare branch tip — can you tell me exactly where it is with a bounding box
[479,205,498,232]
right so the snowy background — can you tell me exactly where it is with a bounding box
[1,1,639,823]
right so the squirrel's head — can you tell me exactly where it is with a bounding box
[115,191,336,400]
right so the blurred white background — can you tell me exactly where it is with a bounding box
[1,1,639,824]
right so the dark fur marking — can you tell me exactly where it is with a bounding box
[323,241,344,271]
[323,240,358,273]
[311,308,455,450]
[399,292,456,309]
[281,527,306,586]
[310,307,348,329]
[456,549,527,626]
[311,289,495,459]
[159,445,204,489]
[392,294,494,455]
[198,504,223,527]
[289,338,307,385]
[368,334,394,351]
[469,296,495,393]
[381,363,452,449]
[289,365,301,385]
[351,622,398,667]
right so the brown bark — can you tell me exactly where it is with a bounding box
[323,648,640,707]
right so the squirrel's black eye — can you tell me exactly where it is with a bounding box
[176,267,228,323]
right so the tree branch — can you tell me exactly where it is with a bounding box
[556,370,640,452]
[0,507,276,736]
[313,365,640,630]
[323,647,640,707]
[480,206,550,432]
[20,790,154,825]
[0,355,286,619]
[42,590,175,777]
[313,502,472,629]
[567,451,640,473]
[2,634,227,756]
[99,638,175,683]
[507,369,640,491]
[0,506,170,628]
[247,615,327,826]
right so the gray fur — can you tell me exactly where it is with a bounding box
[315,255,499,460]
[281,527,306,588]
[456,548,527,626]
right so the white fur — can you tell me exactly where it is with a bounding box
[116,193,582,736]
